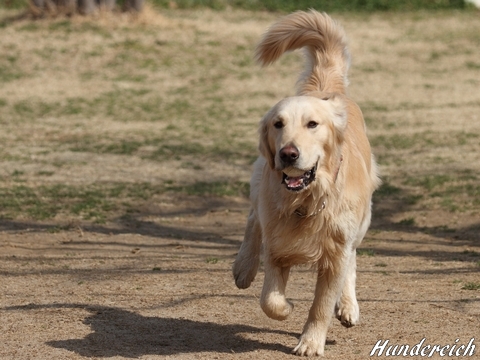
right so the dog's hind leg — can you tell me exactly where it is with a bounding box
[233,209,262,289]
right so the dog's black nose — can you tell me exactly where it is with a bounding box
[279,144,300,165]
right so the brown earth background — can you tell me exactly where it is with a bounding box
[0,7,479,360]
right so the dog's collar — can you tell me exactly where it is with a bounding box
[294,200,326,218]
[293,154,342,218]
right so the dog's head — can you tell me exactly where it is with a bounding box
[259,95,347,192]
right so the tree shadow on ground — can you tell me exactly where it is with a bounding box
[5,303,294,357]
[1,181,479,264]
[371,182,480,247]
[0,194,245,247]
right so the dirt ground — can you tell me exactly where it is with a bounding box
[1,194,479,360]
[1,7,479,360]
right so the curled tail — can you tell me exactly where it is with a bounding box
[255,10,350,95]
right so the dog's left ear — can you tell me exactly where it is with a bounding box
[323,94,347,133]
[258,114,275,169]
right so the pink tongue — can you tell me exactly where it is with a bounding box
[286,176,303,188]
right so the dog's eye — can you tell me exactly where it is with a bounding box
[307,121,318,129]
[273,121,284,129]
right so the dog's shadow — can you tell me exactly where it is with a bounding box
[8,303,293,357]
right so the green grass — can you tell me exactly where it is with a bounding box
[0,51,25,82]
[373,179,423,207]
[370,132,436,151]
[206,257,219,264]
[397,171,480,212]
[0,0,28,9]
[462,250,479,257]
[404,174,452,191]
[397,217,416,226]
[462,282,480,290]
[0,180,249,222]
[0,183,161,222]
[3,87,257,164]
[66,134,257,165]
[357,249,375,256]
[465,61,480,70]
[374,180,401,198]
[70,138,144,155]
[170,181,250,197]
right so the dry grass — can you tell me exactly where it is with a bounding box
[0,8,480,227]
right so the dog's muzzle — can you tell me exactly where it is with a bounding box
[281,164,317,192]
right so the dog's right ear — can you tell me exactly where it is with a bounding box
[323,94,347,135]
[259,115,275,169]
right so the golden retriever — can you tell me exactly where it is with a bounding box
[233,10,381,356]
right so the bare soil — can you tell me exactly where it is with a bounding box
[1,8,479,360]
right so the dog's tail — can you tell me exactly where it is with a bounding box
[255,10,350,95]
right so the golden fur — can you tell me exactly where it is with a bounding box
[233,10,380,356]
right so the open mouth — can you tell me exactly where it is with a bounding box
[281,164,317,192]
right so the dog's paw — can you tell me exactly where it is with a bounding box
[260,294,294,320]
[335,299,359,328]
[232,255,259,289]
[292,336,324,357]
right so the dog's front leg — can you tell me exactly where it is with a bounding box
[293,252,349,356]
[233,209,262,289]
[260,257,293,321]
[335,249,360,328]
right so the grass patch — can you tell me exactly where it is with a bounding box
[206,257,219,264]
[461,282,480,290]
[67,134,257,165]
[397,217,416,226]
[0,183,162,222]
[462,250,479,257]
[374,181,401,198]
[7,90,158,122]
[357,249,375,256]
[465,61,480,70]
[169,181,249,197]
[371,131,478,154]
[0,51,25,82]
[370,132,433,150]
[0,180,249,221]
[4,89,256,164]
[404,174,452,191]
[400,171,480,212]
[36,171,55,176]
[47,225,73,233]
[71,139,144,155]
